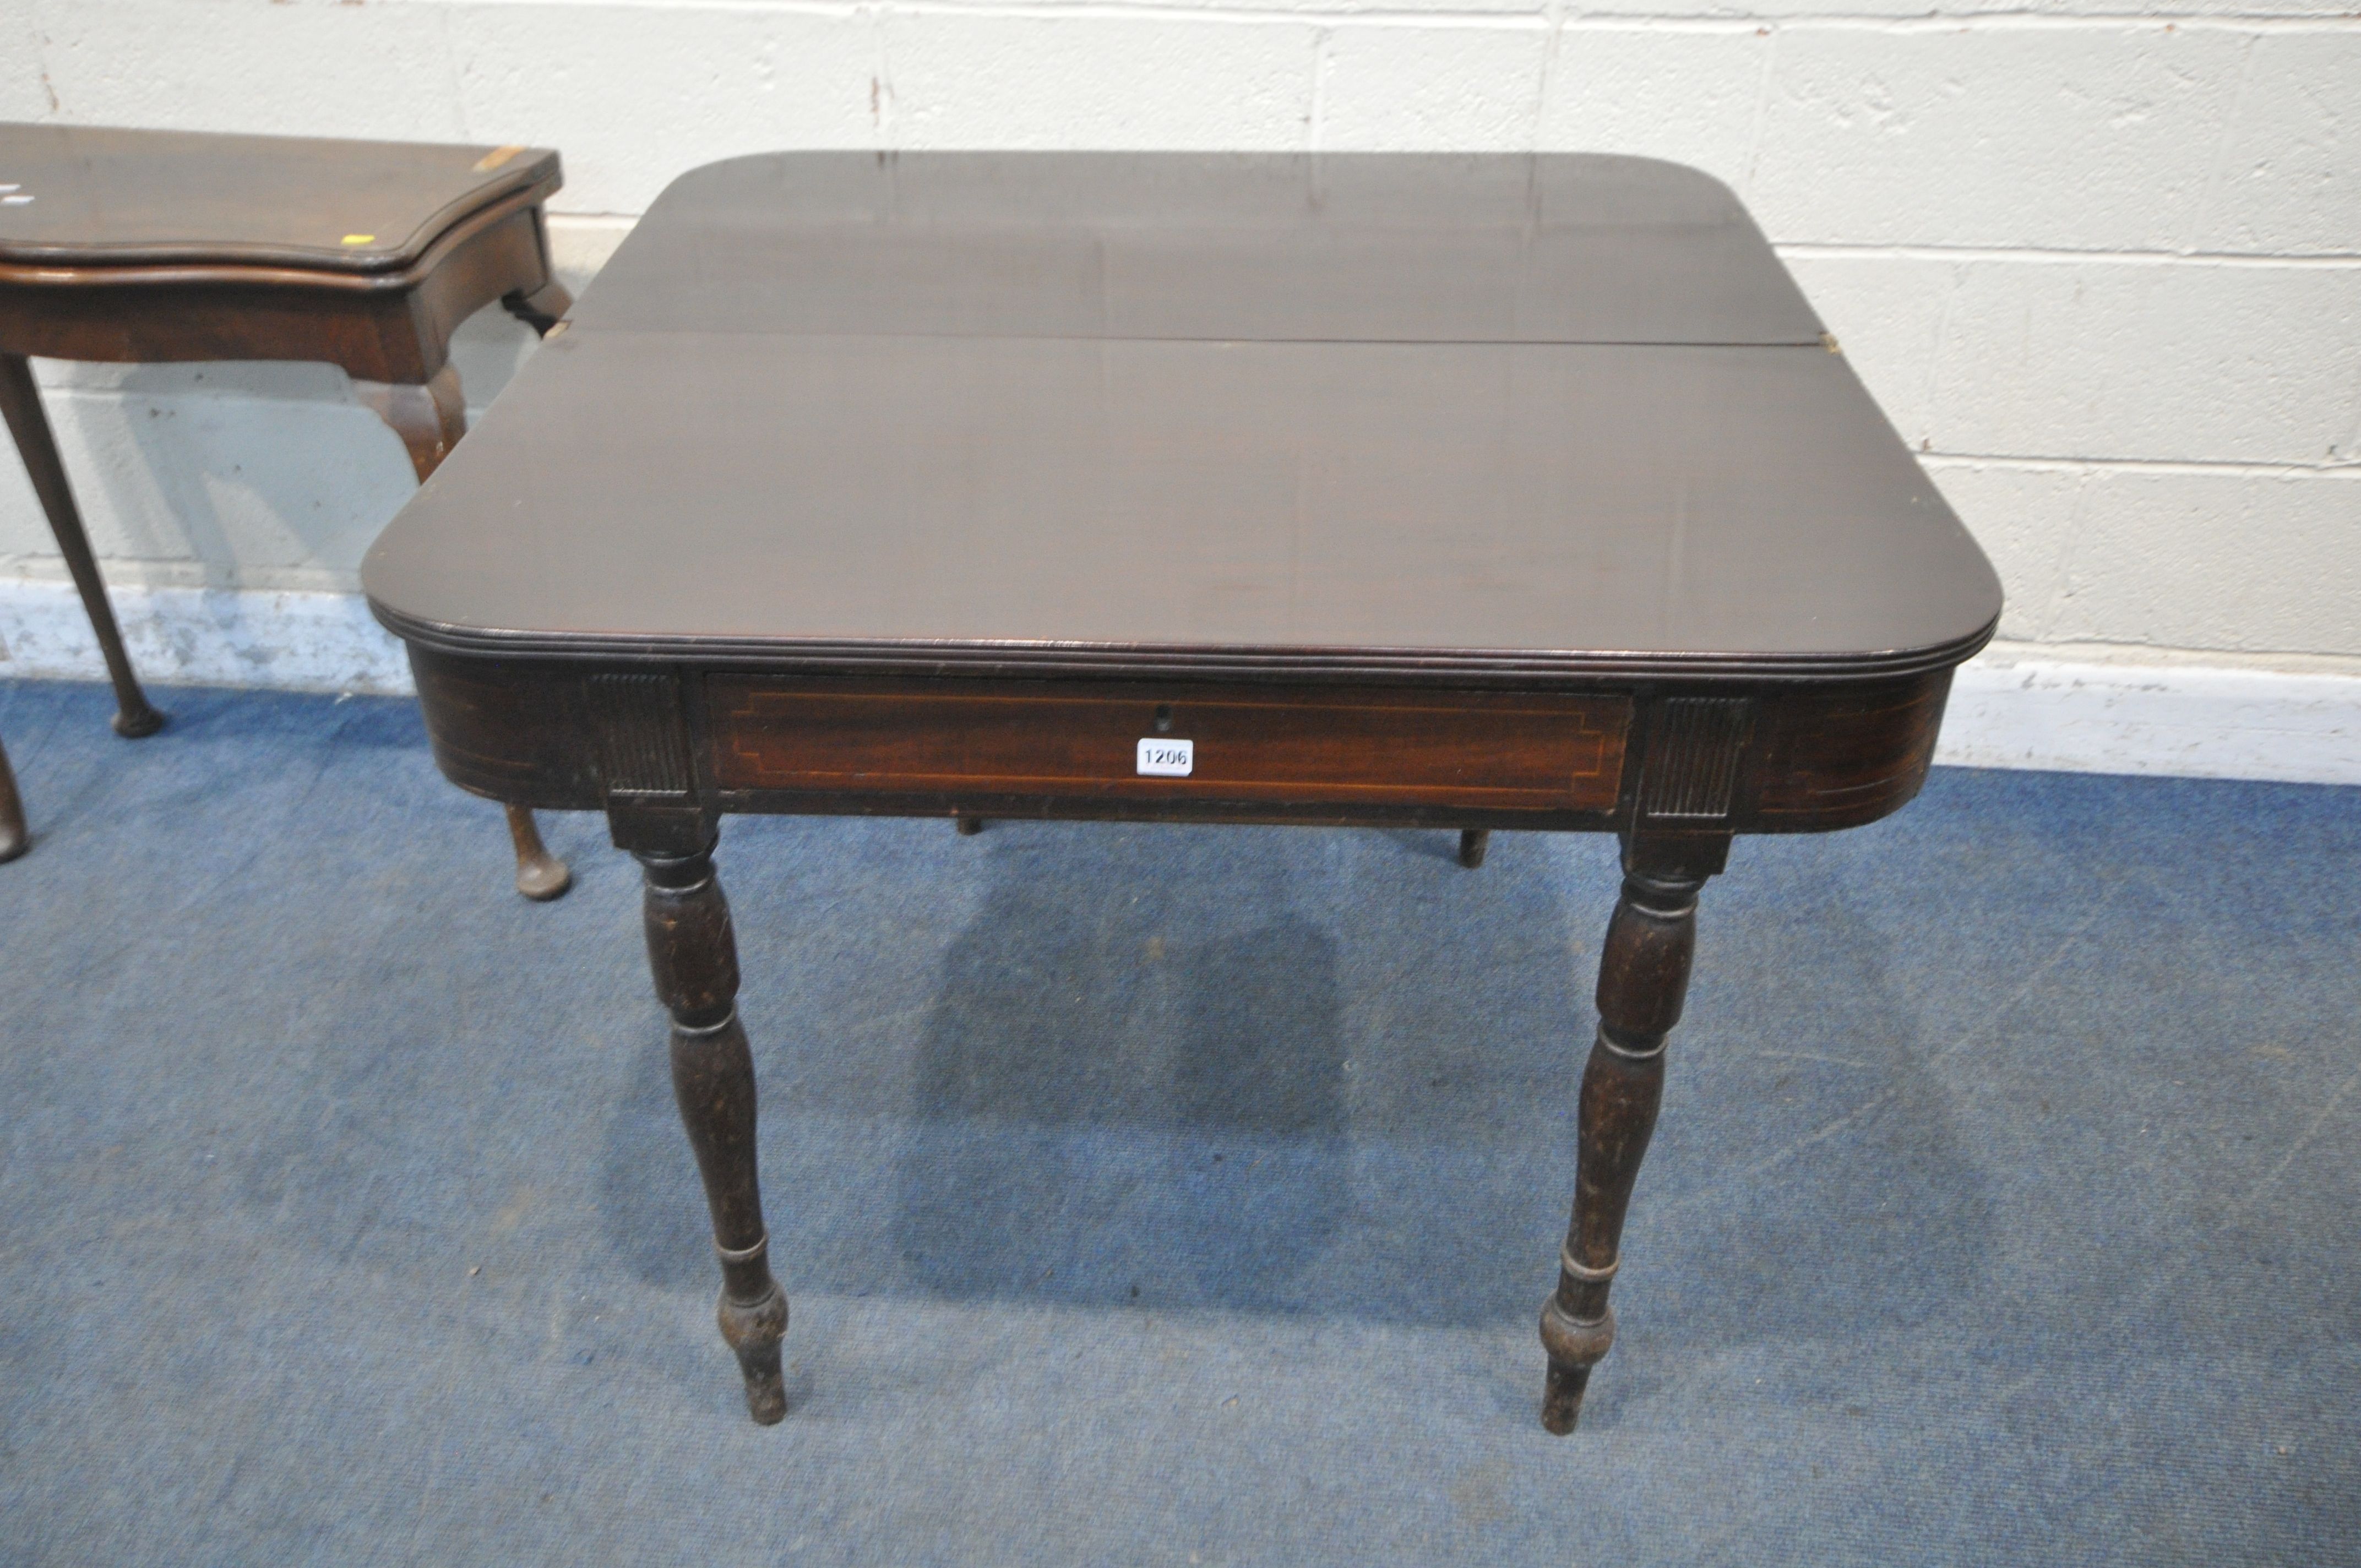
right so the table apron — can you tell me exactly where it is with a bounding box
[405,648,1956,838]
[0,200,558,383]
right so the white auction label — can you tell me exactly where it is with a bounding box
[1136,737,1194,777]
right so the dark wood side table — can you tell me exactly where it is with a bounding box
[0,123,572,892]
[363,152,2004,1430]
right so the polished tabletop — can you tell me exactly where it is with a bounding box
[0,123,558,273]
[363,151,2001,682]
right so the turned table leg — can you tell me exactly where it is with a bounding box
[0,731,26,863]
[1539,831,1723,1434]
[637,836,789,1424]
[0,354,165,739]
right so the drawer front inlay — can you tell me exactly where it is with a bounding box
[710,677,1630,812]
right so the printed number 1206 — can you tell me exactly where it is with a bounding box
[1136,738,1194,777]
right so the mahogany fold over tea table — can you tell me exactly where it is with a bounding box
[362,151,2003,1431]
[0,123,571,891]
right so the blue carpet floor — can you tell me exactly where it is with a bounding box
[0,678,2354,1566]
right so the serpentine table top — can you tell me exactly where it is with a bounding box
[0,123,573,896]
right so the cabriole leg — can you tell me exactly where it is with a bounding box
[0,732,26,862]
[637,836,788,1424]
[1539,831,1724,1434]
[362,358,569,903]
[354,364,468,484]
[503,280,574,337]
[0,354,165,739]
[504,803,572,901]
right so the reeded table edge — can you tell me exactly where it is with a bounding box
[367,599,2000,686]
[0,158,561,282]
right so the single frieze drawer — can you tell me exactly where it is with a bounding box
[709,677,1630,812]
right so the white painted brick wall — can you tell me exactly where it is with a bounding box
[2,0,2357,682]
